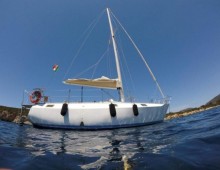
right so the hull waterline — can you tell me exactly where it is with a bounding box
[28,102,169,130]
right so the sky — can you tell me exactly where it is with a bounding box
[0,0,220,112]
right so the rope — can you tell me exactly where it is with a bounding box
[115,28,137,99]
[73,45,110,78]
[111,11,165,98]
[101,89,116,100]
[91,45,110,78]
[107,35,113,77]
[63,10,105,80]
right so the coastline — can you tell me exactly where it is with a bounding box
[1,104,220,125]
[165,105,220,120]
[0,105,31,125]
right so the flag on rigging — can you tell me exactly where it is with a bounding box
[52,64,59,71]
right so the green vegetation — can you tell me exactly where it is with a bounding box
[1,94,220,122]
[206,94,220,106]
[166,94,220,119]
[0,105,28,122]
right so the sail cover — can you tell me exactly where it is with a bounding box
[63,76,121,89]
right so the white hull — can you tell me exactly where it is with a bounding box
[28,102,169,130]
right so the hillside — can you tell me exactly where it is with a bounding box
[1,93,220,123]
[206,94,220,106]
[166,93,220,120]
[0,105,28,122]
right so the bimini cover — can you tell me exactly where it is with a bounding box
[63,76,121,89]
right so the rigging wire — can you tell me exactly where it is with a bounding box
[115,26,137,100]
[110,11,165,98]
[107,35,113,78]
[91,44,110,79]
[73,45,110,78]
[109,16,132,101]
[63,10,105,80]
[100,89,116,100]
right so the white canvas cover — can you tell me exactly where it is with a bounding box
[63,76,121,89]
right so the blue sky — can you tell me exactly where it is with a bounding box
[0,0,220,112]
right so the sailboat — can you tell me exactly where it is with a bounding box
[28,8,169,130]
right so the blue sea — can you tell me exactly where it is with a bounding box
[1,106,220,170]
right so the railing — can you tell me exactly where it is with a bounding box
[21,88,120,105]
[21,88,171,105]
[149,96,171,104]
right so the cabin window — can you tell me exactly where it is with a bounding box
[46,105,54,107]
[141,104,147,106]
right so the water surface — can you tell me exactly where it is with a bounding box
[1,106,220,169]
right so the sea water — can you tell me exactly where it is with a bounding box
[1,106,220,170]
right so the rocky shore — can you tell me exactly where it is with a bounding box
[1,103,220,125]
[0,105,30,125]
[165,105,220,120]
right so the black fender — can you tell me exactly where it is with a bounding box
[61,103,68,116]
[133,104,139,116]
[109,103,116,117]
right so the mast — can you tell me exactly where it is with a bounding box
[110,12,166,99]
[107,8,125,102]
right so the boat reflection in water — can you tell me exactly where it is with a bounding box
[12,124,167,169]
[2,107,220,169]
